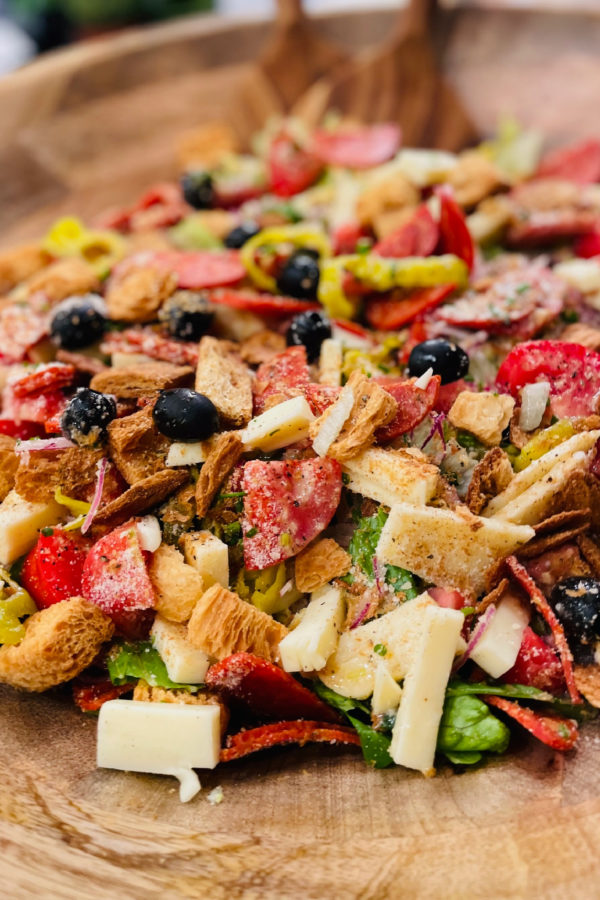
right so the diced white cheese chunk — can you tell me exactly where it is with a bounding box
[111,351,156,367]
[211,305,264,340]
[342,447,439,508]
[318,338,343,387]
[470,593,529,679]
[554,258,600,295]
[181,531,229,589]
[151,615,211,684]
[136,516,161,552]
[241,395,315,452]
[166,440,213,467]
[0,490,64,565]
[97,699,220,802]
[390,606,463,773]
[371,659,402,716]
[518,382,550,432]
[279,584,345,673]
[312,382,355,457]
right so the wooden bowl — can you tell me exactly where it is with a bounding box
[2,7,600,897]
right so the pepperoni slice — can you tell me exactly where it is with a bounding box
[373,205,439,259]
[303,382,341,416]
[537,138,600,185]
[221,720,361,762]
[153,250,245,290]
[11,363,75,398]
[484,695,578,751]
[311,124,401,170]
[209,288,320,317]
[268,132,323,197]
[507,210,598,247]
[374,376,441,442]
[496,340,600,418]
[0,304,49,364]
[436,185,475,271]
[253,346,311,415]
[241,457,342,570]
[100,327,199,367]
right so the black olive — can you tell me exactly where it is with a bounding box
[50,300,106,350]
[549,576,600,647]
[407,338,469,385]
[159,291,215,341]
[153,388,220,442]
[180,171,214,210]
[276,251,320,299]
[61,388,116,446]
[224,221,261,249]
[286,310,332,363]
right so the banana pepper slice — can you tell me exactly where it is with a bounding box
[344,253,469,292]
[240,224,332,292]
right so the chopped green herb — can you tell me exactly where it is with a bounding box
[246,527,258,538]
[374,643,388,657]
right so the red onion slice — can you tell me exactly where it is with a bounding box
[453,604,497,673]
[81,457,108,535]
[15,436,74,453]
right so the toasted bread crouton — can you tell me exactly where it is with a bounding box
[561,322,600,351]
[148,543,205,623]
[195,432,244,518]
[188,584,288,664]
[449,391,515,447]
[238,329,286,366]
[0,597,114,692]
[447,151,503,207]
[318,338,343,387]
[0,435,18,502]
[90,361,193,398]
[357,171,419,232]
[577,533,600,577]
[310,371,397,463]
[15,447,106,504]
[195,336,253,427]
[573,664,600,708]
[295,539,351,593]
[342,446,439,507]
[25,258,100,303]
[0,244,51,295]
[108,404,171,484]
[93,468,188,527]
[177,121,239,170]
[133,680,229,733]
[466,447,514,515]
[106,266,177,323]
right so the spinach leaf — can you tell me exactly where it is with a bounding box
[314,681,370,716]
[347,715,394,768]
[443,750,483,766]
[345,508,419,598]
[107,641,201,692]
[446,680,552,702]
[437,694,510,761]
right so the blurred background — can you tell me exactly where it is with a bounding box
[1,0,599,76]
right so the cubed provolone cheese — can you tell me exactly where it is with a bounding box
[166,441,213,467]
[279,584,345,673]
[390,606,463,773]
[181,531,229,589]
[151,615,211,684]
[97,699,220,802]
[241,395,315,452]
[0,490,64,565]
[470,593,529,679]
[371,659,402,716]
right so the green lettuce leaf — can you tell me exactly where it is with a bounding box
[313,681,370,716]
[437,694,510,764]
[345,508,419,598]
[446,680,552,702]
[107,641,201,692]
[347,715,394,769]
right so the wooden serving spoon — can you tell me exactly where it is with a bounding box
[292,0,477,151]
[231,0,348,147]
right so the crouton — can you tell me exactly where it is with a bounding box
[56,349,108,377]
[448,391,515,447]
[239,329,286,366]
[187,584,288,664]
[466,447,514,515]
[295,539,351,593]
[25,258,100,303]
[577,533,600,578]
[573,665,600,709]
[177,121,239,170]
[107,404,171,484]
[0,244,50,295]
[561,322,600,351]
[106,266,177,322]
[148,543,205,623]
[15,447,106,504]
[447,151,503,207]
[90,361,194,398]
[318,338,343,387]
[133,680,229,734]
[93,468,189,527]
[195,431,243,518]
[0,597,114,692]
[342,446,439,507]
[0,435,18,502]
[310,371,397,462]
[195,336,253,427]
[357,171,419,233]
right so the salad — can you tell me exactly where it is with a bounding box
[0,117,600,801]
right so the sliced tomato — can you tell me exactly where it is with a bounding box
[436,185,475,271]
[311,124,401,170]
[22,528,90,610]
[496,340,600,418]
[537,139,600,185]
[100,327,199,367]
[205,652,341,723]
[213,182,265,209]
[373,205,439,259]
[332,222,372,256]
[242,457,342,570]
[81,521,155,619]
[303,382,341,416]
[209,288,320,317]
[72,678,133,712]
[253,346,311,414]
[501,626,566,695]
[507,210,598,247]
[0,420,45,440]
[484,695,578,751]
[221,720,361,762]
[0,304,49,364]
[428,587,467,610]
[366,285,455,331]
[268,131,323,198]
[434,378,476,415]
[375,375,441,442]
[11,363,75,398]
[152,250,245,290]
[574,229,600,259]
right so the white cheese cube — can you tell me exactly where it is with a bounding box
[241,395,315,452]
[97,699,221,802]
[151,615,211,684]
[390,606,463,774]
[0,490,64,565]
[342,447,439,508]
[470,593,529,679]
[166,441,213,467]
[279,584,345,673]
[181,531,229,589]
[371,659,402,716]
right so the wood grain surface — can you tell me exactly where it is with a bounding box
[2,5,600,898]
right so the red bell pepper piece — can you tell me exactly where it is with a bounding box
[436,185,475,271]
[331,222,372,256]
[502,626,566,695]
[209,288,320,317]
[205,652,342,723]
[268,131,323,198]
[365,284,456,331]
[484,695,578,751]
[220,720,361,762]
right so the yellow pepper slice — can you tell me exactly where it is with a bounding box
[344,253,469,292]
[43,217,126,276]
[235,563,301,615]
[513,420,576,472]
[317,256,357,320]
[54,488,91,517]
[241,225,332,292]
[0,581,37,646]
